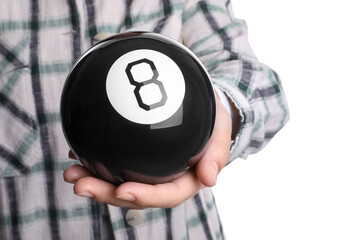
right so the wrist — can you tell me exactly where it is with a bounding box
[213,86,241,140]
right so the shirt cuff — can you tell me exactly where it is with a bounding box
[213,85,232,117]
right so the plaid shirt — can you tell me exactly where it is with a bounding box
[0,0,289,239]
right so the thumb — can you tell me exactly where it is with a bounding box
[195,100,232,187]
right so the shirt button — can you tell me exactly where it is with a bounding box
[125,209,145,227]
[92,32,110,45]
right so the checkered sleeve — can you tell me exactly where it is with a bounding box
[181,0,290,160]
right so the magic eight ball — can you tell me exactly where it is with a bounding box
[60,32,216,184]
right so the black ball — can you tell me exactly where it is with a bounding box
[60,32,216,184]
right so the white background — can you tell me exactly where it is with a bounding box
[213,1,360,239]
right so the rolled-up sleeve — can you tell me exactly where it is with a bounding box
[181,0,290,161]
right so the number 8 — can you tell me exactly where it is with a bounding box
[125,59,167,111]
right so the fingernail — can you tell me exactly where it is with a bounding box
[209,161,218,185]
[76,192,95,198]
[116,193,136,202]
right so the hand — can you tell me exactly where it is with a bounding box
[63,98,232,209]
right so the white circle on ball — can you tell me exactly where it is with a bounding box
[106,49,186,124]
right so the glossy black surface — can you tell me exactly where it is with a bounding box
[60,32,216,184]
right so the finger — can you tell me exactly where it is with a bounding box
[73,176,142,209]
[115,170,204,208]
[196,101,232,187]
[63,164,92,183]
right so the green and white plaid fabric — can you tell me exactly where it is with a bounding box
[0,0,289,239]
